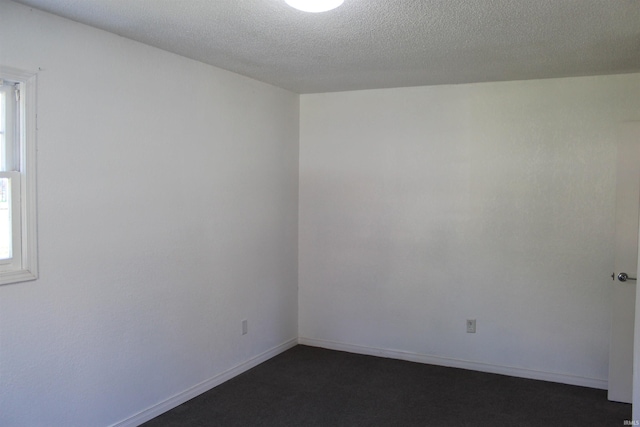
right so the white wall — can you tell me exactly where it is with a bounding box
[0,2,299,426]
[299,74,640,387]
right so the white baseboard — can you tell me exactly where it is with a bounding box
[110,338,298,427]
[298,337,608,390]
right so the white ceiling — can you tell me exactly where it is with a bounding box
[12,0,640,93]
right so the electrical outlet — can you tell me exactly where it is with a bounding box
[466,319,476,333]
[242,319,248,335]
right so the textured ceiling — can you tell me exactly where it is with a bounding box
[11,0,640,93]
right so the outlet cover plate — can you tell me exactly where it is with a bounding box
[467,319,476,333]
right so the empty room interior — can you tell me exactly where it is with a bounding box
[1,0,640,425]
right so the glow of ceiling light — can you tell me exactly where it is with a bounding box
[285,0,344,13]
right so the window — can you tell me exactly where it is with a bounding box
[0,67,37,285]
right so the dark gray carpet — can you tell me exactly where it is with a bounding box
[142,345,631,427]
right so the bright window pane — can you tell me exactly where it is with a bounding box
[0,177,12,260]
[0,91,5,171]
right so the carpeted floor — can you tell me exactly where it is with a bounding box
[142,345,631,427]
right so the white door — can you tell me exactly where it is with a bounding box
[609,122,640,403]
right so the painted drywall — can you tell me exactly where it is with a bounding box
[299,74,640,387]
[0,2,299,426]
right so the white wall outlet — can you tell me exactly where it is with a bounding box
[466,319,476,333]
[242,319,248,335]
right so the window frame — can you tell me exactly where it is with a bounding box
[0,66,38,286]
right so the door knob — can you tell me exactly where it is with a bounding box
[618,272,637,282]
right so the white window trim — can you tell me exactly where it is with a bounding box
[0,66,37,286]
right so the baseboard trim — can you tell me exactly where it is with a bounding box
[110,338,298,427]
[298,337,607,390]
